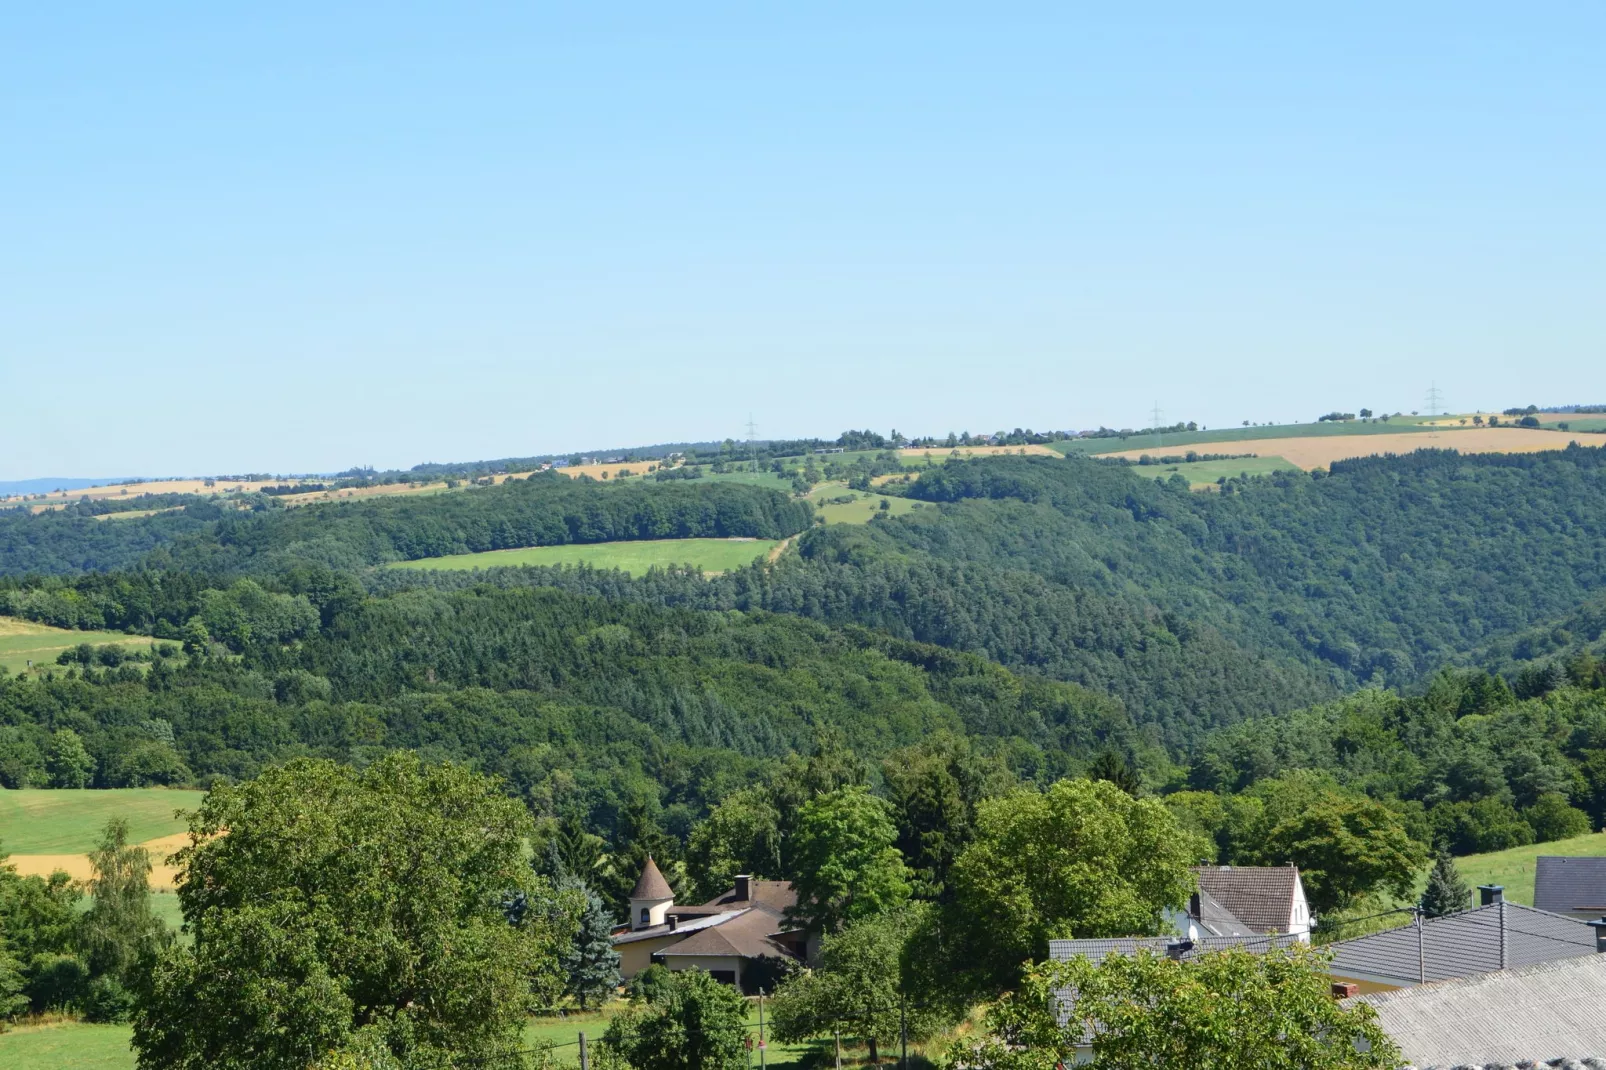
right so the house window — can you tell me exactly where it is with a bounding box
[640,907,650,926]
[709,970,737,986]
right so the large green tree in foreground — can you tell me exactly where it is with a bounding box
[945,778,1199,997]
[132,754,578,1070]
[952,945,1398,1070]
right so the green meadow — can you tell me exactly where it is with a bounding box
[0,1021,136,1070]
[808,485,924,525]
[1448,830,1606,906]
[1122,455,1301,488]
[386,537,780,577]
[0,788,203,855]
[0,618,155,676]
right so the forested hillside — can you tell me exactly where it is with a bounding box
[0,475,811,576]
[0,584,1134,833]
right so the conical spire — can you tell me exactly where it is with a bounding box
[630,855,673,901]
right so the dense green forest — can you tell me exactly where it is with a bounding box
[0,475,811,576]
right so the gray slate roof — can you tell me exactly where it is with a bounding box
[1352,954,1606,1067]
[1192,887,1257,937]
[1193,865,1299,933]
[1048,930,1303,969]
[1328,902,1596,986]
[1536,857,1606,916]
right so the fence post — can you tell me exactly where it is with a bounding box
[758,990,767,1070]
[835,1029,842,1070]
[578,1031,588,1070]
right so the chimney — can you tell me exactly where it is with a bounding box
[1478,885,1504,907]
[668,915,678,932]
[1188,891,1202,920]
[1331,982,1359,999]
[1591,918,1606,955]
[734,874,751,902]
[1165,940,1194,961]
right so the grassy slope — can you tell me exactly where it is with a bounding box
[386,538,781,576]
[1450,831,1606,906]
[0,619,153,676]
[0,789,204,854]
[810,484,924,525]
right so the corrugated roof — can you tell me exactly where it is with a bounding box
[630,856,673,901]
[1352,954,1606,1067]
[1536,857,1606,916]
[1328,902,1596,986]
[1193,866,1298,933]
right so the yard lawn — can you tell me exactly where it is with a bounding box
[0,618,156,676]
[523,1003,815,1067]
[386,537,780,577]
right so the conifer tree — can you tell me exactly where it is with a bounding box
[1419,851,1471,918]
[562,882,621,1010]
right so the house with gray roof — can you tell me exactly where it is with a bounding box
[610,860,807,991]
[1327,886,1600,993]
[1347,953,1606,1068]
[1535,857,1606,920]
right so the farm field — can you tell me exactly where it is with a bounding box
[899,443,1059,460]
[0,618,154,676]
[1049,416,1454,457]
[0,788,202,855]
[1122,455,1300,487]
[1097,427,1592,470]
[386,537,780,576]
[554,462,652,481]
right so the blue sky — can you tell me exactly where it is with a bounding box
[3,3,1602,478]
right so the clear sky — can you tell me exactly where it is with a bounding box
[4,3,1602,478]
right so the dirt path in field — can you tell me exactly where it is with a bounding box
[1098,428,1592,469]
[767,535,797,564]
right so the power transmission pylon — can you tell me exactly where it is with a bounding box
[1425,383,1444,418]
[1151,402,1163,449]
[745,414,759,474]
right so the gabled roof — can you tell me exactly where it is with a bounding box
[700,879,796,915]
[1328,902,1596,986]
[1192,866,1299,933]
[1192,887,1256,937]
[1048,931,1302,970]
[1535,856,1606,915]
[1351,953,1606,1067]
[630,856,673,901]
[654,908,795,961]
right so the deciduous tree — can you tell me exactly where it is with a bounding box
[788,787,911,935]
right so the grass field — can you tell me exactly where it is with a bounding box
[1120,456,1300,487]
[899,444,1059,461]
[0,1021,135,1070]
[1048,416,1457,458]
[0,788,202,855]
[808,484,924,525]
[386,538,781,577]
[0,618,155,676]
[1446,830,1606,906]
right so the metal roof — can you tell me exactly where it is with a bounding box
[1535,857,1606,916]
[611,908,741,946]
[1353,954,1606,1067]
[1327,902,1596,987]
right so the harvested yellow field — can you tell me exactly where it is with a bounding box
[10,477,282,505]
[1100,428,1592,470]
[7,833,189,889]
[899,444,1059,460]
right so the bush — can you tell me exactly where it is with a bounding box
[1526,793,1593,842]
[1430,798,1534,854]
[604,968,747,1070]
[626,963,674,1006]
[24,953,88,1012]
[81,975,136,1023]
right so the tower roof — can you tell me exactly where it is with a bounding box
[630,856,674,901]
